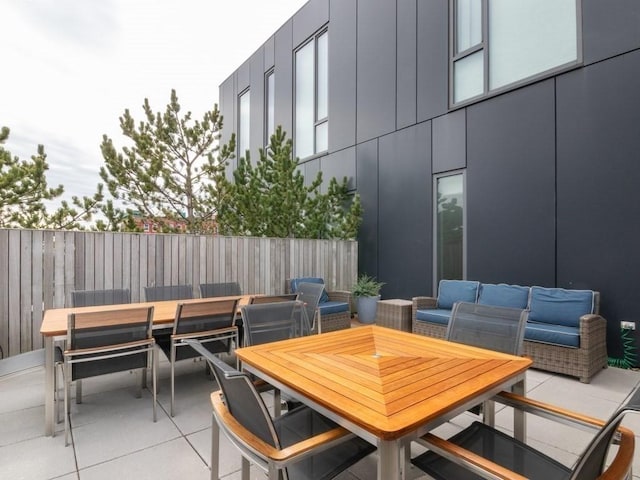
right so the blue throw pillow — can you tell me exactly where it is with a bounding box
[436,280,480,310]
[290,277,330,303]
[478,283,529,309]
[529,286,594,328]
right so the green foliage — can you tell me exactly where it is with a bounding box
[351,274,385,298]
[99,89,234,234]
[214,126,362,240]
[0,126,103,230]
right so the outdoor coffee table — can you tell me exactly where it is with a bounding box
[236,325,532,480]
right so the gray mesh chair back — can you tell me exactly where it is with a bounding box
[71,288,130,307]
[249,293,298,304]
[143,284,193,301]
[413,384,640,480]
[157,298,239,416]
[185,339,375,480]
[241,301,311,347]
[64,306,156,445]
[295,282,325,332]
[199,282,242,298]
[446,302,528,355]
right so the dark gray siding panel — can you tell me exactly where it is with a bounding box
[417,0,448,122]
[356,0,396,143]
[237,60,250,93]
[250,49,265,153]
[264,36,275,70]
[378,123,432,299]
[556,51,640,357]
[274,21,293,138]
[397,0,417,129]
[466,80,556,287]
[328,0,357,152]
[321,147,356,192]
[432,109,466,174]
[303,156,322,188]
[356,140,379,278]
[582,0,640,65]
[292,0,329,48]
[219,75,237,176]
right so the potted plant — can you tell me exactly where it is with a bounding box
[352,274,385,324]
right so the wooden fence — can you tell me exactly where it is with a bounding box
[0,229,358,358]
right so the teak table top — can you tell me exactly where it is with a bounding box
[236,325,532,440]
[40,294,254,337]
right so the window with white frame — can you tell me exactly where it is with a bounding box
[451,0,580,105]
[295,29,328,159]
[434,172,465,284]
[238,89,250,158]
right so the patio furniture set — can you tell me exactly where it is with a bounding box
[39,277,636,480]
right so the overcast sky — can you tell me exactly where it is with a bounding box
[1,0,307,201]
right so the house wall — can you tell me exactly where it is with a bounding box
[219,0,640,360]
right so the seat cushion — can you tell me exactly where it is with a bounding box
[290,277,329,303]
[524,321,580,348]
[437,280,480,309]
[319,301,350,316]
[529,287,594,328]
[416,308,452,326]
[478,283,530,309]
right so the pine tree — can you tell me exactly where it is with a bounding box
[0,126,103,230]
[99,89,233,234]
[214,126,362,240]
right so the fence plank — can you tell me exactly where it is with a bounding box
[0,230,8,358]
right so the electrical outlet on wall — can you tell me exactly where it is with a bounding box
[620,321,636,330]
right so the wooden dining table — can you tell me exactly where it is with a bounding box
[236,325,532,480]
[40,294,255,437]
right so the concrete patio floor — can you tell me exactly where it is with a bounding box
[2,351,640,479]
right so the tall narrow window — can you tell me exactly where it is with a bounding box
[451,0,580,105]
[295,29,328,159]
[238,89,250,158]
[265,70,275,146]
[434,173,465,284]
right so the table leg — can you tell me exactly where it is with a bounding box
[513,378,526,442]
[44,336,55,436]
[378,439,402,480]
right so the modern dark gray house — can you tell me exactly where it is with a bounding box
[219,0,640,360]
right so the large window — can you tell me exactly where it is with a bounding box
[238,89,250,158]
[295,29,328,159]
[265,70,274,146]
[451,0,580,105]
[434,173,465,284]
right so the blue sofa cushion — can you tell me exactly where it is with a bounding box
[290,277,329,303]
[319,301,350,316]
[525,322,580,348]
[416,308,452,326]
[478,283,530,309]
[529,287,594,328]
[437,280,480,310]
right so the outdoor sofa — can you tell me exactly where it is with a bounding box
[287,277,352,333]
[412,280,608,383]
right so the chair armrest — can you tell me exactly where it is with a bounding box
[579,314,607,349]
[420,432,529,480]
[413,296,437,312]
[598,426,635,480]
[211,392,354,463]
[327,290,351,304]
[64,338,155,357]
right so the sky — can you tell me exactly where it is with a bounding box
[1,0,307,201]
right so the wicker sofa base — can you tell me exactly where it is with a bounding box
[412,314,608,383]
[318,311,352,333]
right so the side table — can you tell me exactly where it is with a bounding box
[376,299,413,331]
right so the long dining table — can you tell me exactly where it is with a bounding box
[40,294,254,437]
[235,325,532,480]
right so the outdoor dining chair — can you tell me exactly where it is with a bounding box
[412,383,640,480]
[249,293,298,304]
[143,284,194,301]
[62,306,157,446]
[71,288,131,307]
[445,301,528,416]
[294,282,325,333]
[156,298,239,416]
[199,282,242,298]
[184,339,376,480]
